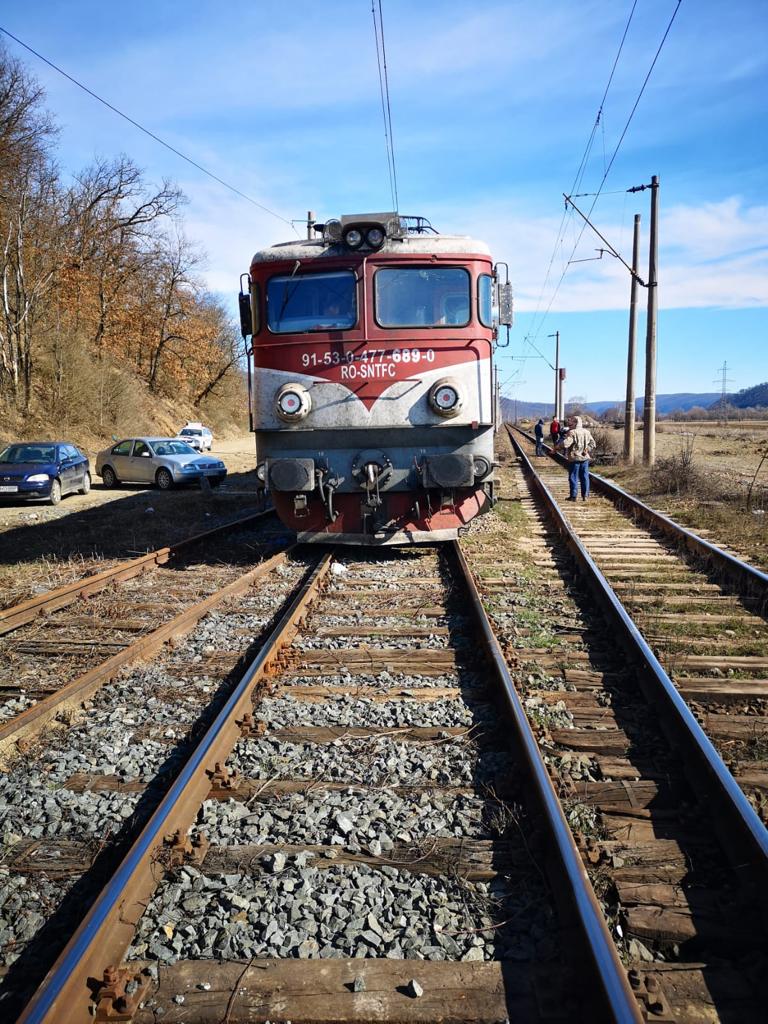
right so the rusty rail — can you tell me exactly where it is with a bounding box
[18,551,332,1024]
[450,542,644,1023]
[0,507,277,636]
[0,546,294,764]
[510,424,768,600]
[508,430,768,895]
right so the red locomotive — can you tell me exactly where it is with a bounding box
[239,213,512,544]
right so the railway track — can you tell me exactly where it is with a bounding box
[463,429,767,1021]
[0,542,312,1016]
[0,509,288,732]
[510,426,768,822]
[1,431,766,1022]
[9,542,654,1024]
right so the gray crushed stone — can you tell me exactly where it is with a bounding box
[127,862,546,963]
[194,788,494,849]
[0,774,142,841]
[0,869,76,966]
[228,735,513,788]
[280,670,478,690]
[255,694,489,730]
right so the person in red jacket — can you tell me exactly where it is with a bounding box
[549,416,560,446]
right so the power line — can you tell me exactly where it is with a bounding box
[371,3,395,209]
[525,0,639,340]
[0,25,298,233]
[529,0,683,346]
[371,1,399,211]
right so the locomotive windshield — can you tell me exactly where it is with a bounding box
[267,270,357,333]
[374,267,470,327]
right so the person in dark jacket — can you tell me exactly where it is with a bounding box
[534,418,545,456]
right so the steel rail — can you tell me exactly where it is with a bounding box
[18,550,332,1024]
[0,507,277,636]
[450,541,643,1024]
[510,425,768,598]
[0,546,295,763]
[509,432,768,886]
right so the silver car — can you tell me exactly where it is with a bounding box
[95,437,227,490]
[176,425,213,451]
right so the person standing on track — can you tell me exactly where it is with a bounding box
[550,416,560,447]
[534,418,545,456]
[561,416,596,501]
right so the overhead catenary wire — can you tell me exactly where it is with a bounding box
[523,0,640,344]
[371,0,399,211]
[528,0,683,346]
[0,25,298,234]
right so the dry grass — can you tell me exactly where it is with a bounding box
[598,422,768,569]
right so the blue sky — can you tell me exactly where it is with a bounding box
[2,0,767,404]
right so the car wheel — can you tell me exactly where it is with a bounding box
[156,468,174,490]
[101,466,118,488]
[80,472,91,495]
[49,479,62,505]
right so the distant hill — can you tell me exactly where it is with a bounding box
[717,382,768,410]
[502,392,724,420]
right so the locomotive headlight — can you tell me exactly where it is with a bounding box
[366,226,385,249]
[429,378,463,418]
[344,228,364,250]
[275,383,311,422]
[256,463,267,482]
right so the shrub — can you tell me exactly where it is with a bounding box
[650,434,705,495]
[591,427,618,464]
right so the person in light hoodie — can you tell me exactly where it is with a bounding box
[560,416,596,501]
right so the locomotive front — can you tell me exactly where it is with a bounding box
[240,213,510,544]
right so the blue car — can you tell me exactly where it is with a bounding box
[0,442,91,505]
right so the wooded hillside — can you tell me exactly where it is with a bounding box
[0,46,246,439]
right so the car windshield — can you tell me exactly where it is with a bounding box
[375,267,470,327]
[267,270,356,333]
[153,440,197,456]
[180,429,201,436]
[0,444,57,464]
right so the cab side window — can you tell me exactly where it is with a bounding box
[478,275,493,328]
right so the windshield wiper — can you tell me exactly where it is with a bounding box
[276,260,302,327]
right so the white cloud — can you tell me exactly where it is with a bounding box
[184,188,768,318]
[435,195,768,314]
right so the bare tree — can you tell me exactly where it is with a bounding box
[63,155,183,355]
[0,46,59,410]
[144,229,203,393]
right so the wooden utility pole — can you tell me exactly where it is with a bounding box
[642,176,659,466]
[624,214,641,463]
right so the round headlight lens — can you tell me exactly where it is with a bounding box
[278,390,303,416]
[344,228,363,249]
[428,378,464,418]
[275,383,311,421]
[366,227,385,248]
[434,385,459,410]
